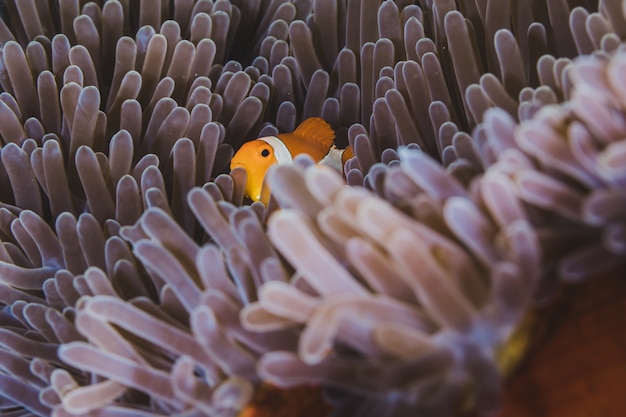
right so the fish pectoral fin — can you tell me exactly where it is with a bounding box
[319,146,344,172]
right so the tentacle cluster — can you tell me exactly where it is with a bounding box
[0,1,624,417]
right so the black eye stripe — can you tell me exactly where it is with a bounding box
[261,149,270,157]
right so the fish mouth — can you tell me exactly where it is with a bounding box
[229,162,262,202]
[230,161,248,172]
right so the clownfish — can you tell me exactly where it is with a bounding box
[230,118,353,203]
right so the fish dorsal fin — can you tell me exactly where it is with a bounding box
[292,117,335,151]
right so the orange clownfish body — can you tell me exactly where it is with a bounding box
[230,118,353,203]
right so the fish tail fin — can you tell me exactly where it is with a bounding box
[293,117,335,150]
[341,146,354,166]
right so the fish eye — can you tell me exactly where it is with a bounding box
[261,148,270,157]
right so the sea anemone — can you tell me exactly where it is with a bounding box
[511,49,626,285]
[241,153,540,416]
[0,1,624,417]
